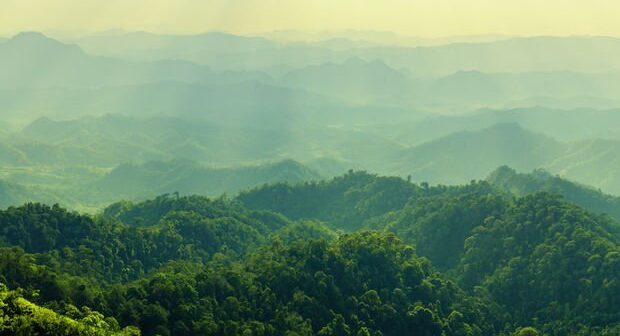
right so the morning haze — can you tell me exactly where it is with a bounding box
[2,0,620,37]
[1,1,620,336]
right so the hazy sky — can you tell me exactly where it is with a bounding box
[1,0,619,38]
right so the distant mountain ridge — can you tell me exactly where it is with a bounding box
[0,32,272,89]
[4,32,620,126]
[373,36,620,76]
[66,32,620,75]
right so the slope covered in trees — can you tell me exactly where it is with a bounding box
[0,197,497,335]
[238,171,620,335]
[458,193,620,334]
[1,171,620,335]
[101,232,499,335]
[0,197,300,284]
[238,170,498,230]
[0,284,139,336]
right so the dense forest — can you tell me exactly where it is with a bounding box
[1,170,620,335]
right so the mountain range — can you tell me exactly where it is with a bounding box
[68,32,620,76]
[3,32,620,125]
[3,30,620,208]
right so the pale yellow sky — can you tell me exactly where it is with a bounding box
[1,0,619,38]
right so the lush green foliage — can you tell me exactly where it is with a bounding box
[370,192,508,270]
[1,171,620,335]
[238,171,496,230]
[0,196,292,284]
[459,193,620,334]
[239,172,620,335]
[0,284,139,336]
[238,171,426,230]
[93,232,498,335]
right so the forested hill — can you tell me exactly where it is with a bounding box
[237,170,498,230]
[1,170,620,335]
[238,171,620,334]
[0,198,495,335]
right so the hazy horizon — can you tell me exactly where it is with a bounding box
[2,0,620,38]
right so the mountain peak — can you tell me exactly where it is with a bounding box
[6,31,83,54]
[10,31,55,44]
